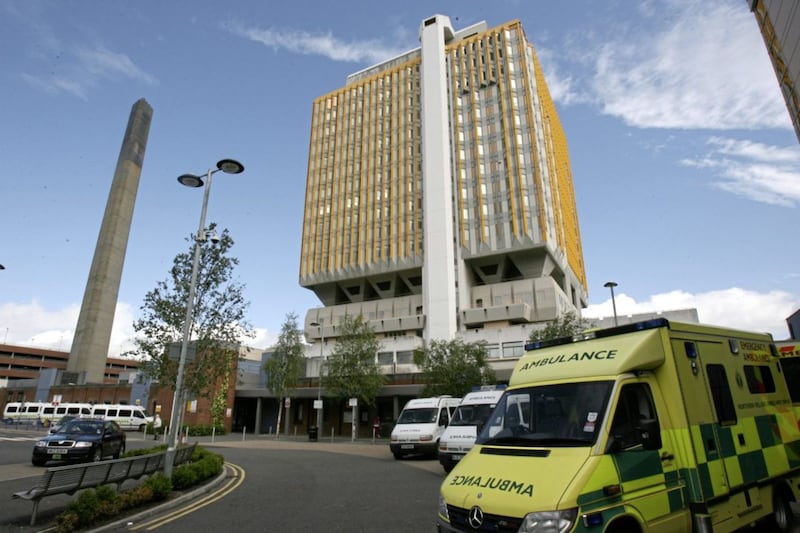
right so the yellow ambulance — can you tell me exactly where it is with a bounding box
[437,319,800,532]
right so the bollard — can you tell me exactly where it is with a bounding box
[211,426,216,444]
[242,426,246,441]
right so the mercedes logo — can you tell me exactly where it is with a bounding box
[468,505,484,529]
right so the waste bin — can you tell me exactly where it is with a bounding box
[309,426,318,442]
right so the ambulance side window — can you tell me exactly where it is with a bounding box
[780,358,800,403]
[706,364,737,426]
[608,384,660,451]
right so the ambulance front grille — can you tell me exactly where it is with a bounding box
[446,505,522,532]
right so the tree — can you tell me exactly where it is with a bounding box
[324,314,385,405]
[528,311,593,343]
[130,224,254,428]
[264,313,305,436]
[413,339,496,397]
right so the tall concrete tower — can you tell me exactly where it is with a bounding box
[65,98,153,385]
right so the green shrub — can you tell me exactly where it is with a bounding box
[184,424,226,436]
[170,447,223,489]
[55,510,79,533]
[145,473,173,501]
[171,464,199,490]
[55,445,223,530]
[69,489,100,525]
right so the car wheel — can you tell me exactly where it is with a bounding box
[92,447,103,462]
[32,457,47,467]
[113,442,125,459]
[139,424,146,432]
[392,451,404,460]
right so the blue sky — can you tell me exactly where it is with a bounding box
[1,0,798,356]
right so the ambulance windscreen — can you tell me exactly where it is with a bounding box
[477,381,613,447]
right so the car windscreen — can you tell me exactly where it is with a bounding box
[63,420,103,434]
[396,408,437,424]
[449,404,495,427]
[477,381,613,447]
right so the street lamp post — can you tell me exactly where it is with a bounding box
[309,321,324,434]
[164,158,244,478]
[604,281,619,327]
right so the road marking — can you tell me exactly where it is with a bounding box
[0,436,39,441]
[130,462,245,531]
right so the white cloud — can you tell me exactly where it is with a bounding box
[583,287,798,338]
[225,22,408,65]
[21,44,156,99]
[680,137,800,206]
[1,300,275,357]
[589,1,790,130]
[75,46,157,85]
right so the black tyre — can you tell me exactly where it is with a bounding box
[393,451,404,460]
[771,486,796,532]
[32,457,47,467]
[91,447,103,462]
[113,442,125,459]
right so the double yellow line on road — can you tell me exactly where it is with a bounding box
[130,462,245,531]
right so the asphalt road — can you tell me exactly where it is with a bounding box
[0,428,446,532]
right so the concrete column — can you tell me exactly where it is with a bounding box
[67,98,153,384]
[419,16,458,342]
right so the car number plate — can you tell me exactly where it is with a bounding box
[47,449,67,455]
[452,454,465,461]
[401,444,414,449]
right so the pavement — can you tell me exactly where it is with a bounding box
[1,430,396,532]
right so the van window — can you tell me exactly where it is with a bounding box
[42,407,55,415]
[25,405,40,413]
[133,411,145,419]
[6,405,18,414]
[744,365,775,394]
[119,409,132,417]
[439,408,449,426]
[397,408,438,424]
[609,383,658,450]
[780,358,800,402]
[94,408,107,416]
[707,364,737,425]
[107,409,118,417]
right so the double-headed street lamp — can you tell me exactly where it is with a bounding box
[165,158,244,477]
[604,281,619,327]
[309,320,324,434]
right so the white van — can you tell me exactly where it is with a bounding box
[40,403,93,424]
[90,404,153,431]
[3,401,48,421]
[437,386,505,472]
[390,396,461,459]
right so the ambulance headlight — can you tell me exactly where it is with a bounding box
[518,509,577,533]
[419,434,433,442]
[438,495,449,520]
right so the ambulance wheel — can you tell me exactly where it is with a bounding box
[393,451,404,460]
[771,485,796,531]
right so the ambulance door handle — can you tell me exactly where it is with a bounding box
[661,452,674,461]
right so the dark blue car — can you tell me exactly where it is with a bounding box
[32,418,126,466]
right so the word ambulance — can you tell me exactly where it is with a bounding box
[438,319,800,533]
